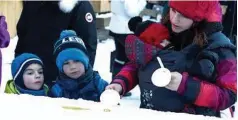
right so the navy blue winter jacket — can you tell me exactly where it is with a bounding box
[49,67,108,101]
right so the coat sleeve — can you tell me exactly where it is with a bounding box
[0,15,10,48]
[95,74,109,94]
[48,84,62,98]
[15,2,29,55]
[71,1,97,66]
[111,62,139,95]
[124,0,146,17]
[177,48,237,111]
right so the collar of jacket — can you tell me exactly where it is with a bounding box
[5,80,49,96]
[57,65,94,91]
[4,80,20,94]
[15,84,49,96]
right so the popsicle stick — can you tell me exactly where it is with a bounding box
[157,57,164,68]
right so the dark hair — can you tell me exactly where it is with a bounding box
[161,9,207,47]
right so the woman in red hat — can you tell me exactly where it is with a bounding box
[106,1,237,117]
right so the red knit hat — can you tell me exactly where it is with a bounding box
[169,1,222,22]
[128,17,170,49]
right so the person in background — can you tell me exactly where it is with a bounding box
[0,15,10,86]
[108,0,146,80]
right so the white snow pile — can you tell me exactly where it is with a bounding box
[0,93,229,120]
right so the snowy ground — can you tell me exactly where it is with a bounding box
[0,36,236,119]
[0,93,225,120]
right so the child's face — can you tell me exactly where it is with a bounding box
[63,60,85,79]
[23,63,44,90]
[169,8,193,33]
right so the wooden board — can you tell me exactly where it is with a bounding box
[0,1,23,38]
[90,0,111,13]
[96,17,111,29]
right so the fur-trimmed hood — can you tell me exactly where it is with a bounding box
[58,0,80,13]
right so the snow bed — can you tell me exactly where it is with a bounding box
[0,93,227,120]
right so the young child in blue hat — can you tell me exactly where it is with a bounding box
[49,30,108,101]
[5,53,48,96]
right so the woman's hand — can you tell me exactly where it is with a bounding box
[105,83,123,94]
[165,72,183,91]
[157,50,187,72]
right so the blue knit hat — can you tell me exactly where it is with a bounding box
[11,53,43,88]
[53,30,87,58]
[56,48,89,72]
